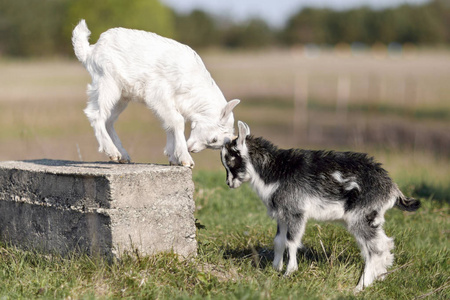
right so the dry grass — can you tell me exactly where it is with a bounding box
[0,50,449,171]
[203,48,450,109]
[0,51,448,299]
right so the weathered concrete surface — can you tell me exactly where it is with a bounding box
[0,159,197,258]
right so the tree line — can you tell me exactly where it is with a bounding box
[0,0,449,57]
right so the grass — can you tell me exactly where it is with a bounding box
[0,169,448,299]
[0,53,449,298]
[243,96,450,122]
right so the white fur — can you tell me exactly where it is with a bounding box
[332,171,361,191]
[248,164,280,207]
[302,195,346,221]
[353,226,394,291]
[72,19,239,167]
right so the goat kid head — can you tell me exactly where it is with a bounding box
[220,120,252,188]
[187,99,240,153]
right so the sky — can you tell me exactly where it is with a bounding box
[161,0,431,28]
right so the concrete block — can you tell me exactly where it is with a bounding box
[0,159,197,258]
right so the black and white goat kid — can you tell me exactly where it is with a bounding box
[220,121,420,291]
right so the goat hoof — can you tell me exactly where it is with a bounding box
[109,156,119,163]
[272,262,283,272]
[181,161,194,169]
[273,265,283,272]
[283,267,297,277]
[168,159,194,168]
[109,156,130,163]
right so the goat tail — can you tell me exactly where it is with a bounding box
[72,19,92,64]
[395,194,421,212]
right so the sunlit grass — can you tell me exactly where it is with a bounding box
[0,170,448,299]
[0,55,448,298]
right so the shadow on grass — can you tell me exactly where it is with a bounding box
[223,244,357,270]
[409,182,450,204]
[223,245,273,270]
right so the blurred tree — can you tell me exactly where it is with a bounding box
[0,0,67,56]
[338,7,371,44]
[0,0,174,56]
[174,9,218,48]
[1,0,450,56]
[61,0,174,53]
[408,4,445,44]
[282,8,330,44]
[377,4,444,45]
[283,2,449,46]
[222,19,274,48]
[428,0,450,42]
[364,10,396,44]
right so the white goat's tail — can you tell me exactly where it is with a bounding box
[72,19,92,64]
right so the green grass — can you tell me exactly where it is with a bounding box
[0,57,448,298]
[0,170,448,299]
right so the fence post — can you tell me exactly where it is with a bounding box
[336,74,350,120]
[404,75,417,104]
[293,72,308,143]
[368,74,381,103]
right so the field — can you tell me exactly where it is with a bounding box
[0,49,449,298]
[0,172,448,299]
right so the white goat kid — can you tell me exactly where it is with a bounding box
[72,20,239,167]
[221,121,421,291]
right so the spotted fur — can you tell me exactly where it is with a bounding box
[220,121,420,291]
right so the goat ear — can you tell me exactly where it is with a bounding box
[221,99,240,122]
[237,121,250,147]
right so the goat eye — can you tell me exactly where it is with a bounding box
[209,137,218,144]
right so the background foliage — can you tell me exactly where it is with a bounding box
[1,0,450,57]
[282,2,448,45]
[0,0,175,56]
